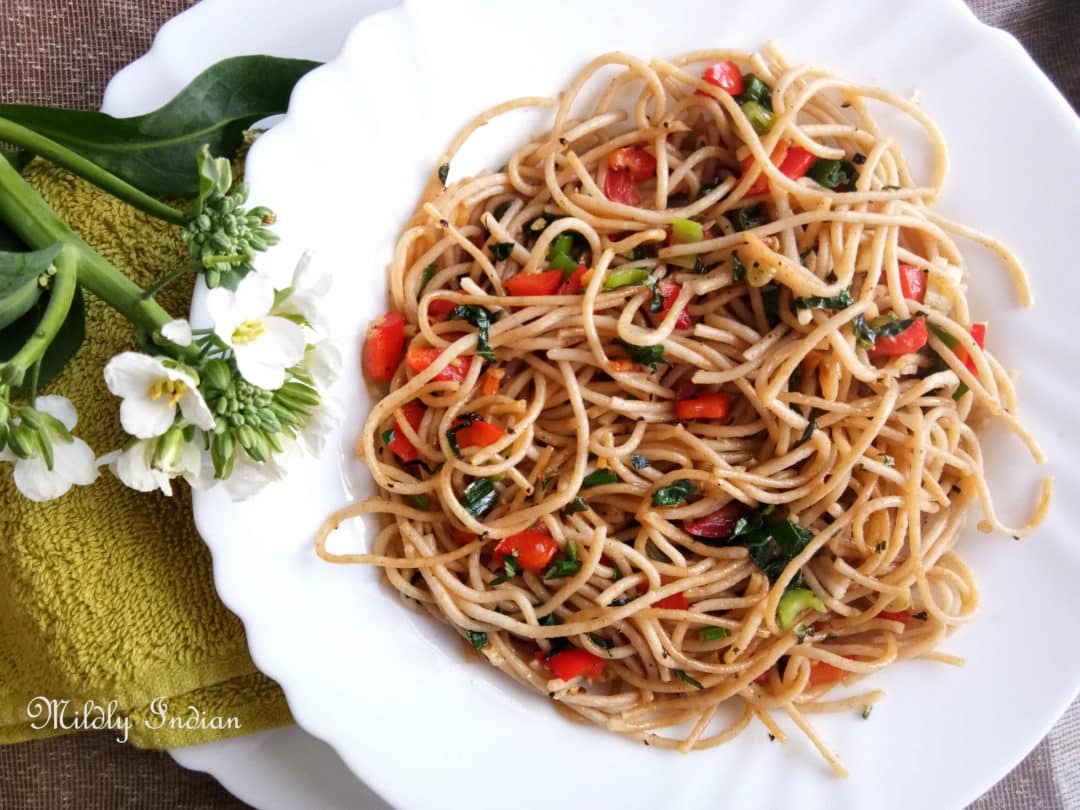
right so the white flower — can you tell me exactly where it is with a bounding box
[0,395,98,502]
[298,396,342,456]
[100,434,210,496]
[207,273,306,390]
[161,319,193,347]
[223,438,301,501]
[272,251,331,336]
[303,340,342,390]
[104,352,215,439]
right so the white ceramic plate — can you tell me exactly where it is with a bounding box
[189,1,1080,809]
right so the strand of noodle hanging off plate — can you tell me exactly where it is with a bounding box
[315,44,1053,776]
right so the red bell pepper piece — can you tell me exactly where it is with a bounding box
[699,61,745,96]
[454,418,506,450]
[808,661,850,686]
[654,592,689,611]
[426,299,457,321]
[683,503,744,540]
[604,168,641,206]
[405,347,472,382]
[777,146,816,181]
[558,263,588,295]
[878,611,913,623]
[898,264,928,303]
[656,280,693,330]
[544,648,608,681]
[868,316,928,357]
[363,312,405,381]
[955,323,987,375]
[608,147,656,181]
[505,269,564,297]
[674,392,731,420]
[386,400,426,462]
[492,525,558,574]
[742,141,815,196]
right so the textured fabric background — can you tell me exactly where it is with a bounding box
[0,0,1076,808]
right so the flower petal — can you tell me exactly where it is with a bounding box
[233,316,306,390]
[177,387,216,431]
[104,353,167,400]
[111,442,170,494]
[206,286,240,344]
[233,273,275,322]
[34,395,79,430]
[120,396,176,439]
[161,319,193,347]
[13,457,72,501]
[53,437,99,487]
[305,341,342,389]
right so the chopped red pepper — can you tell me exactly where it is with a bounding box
[363,312,406,381]
[492,525,558,573]
[654,592,690,611]
[558,263,588,295]
[604,168,641,206]
[699,61,745,96]
[741,141,816,196]
[454,418,506,450]
[777,146,816,181]
[898,264,928,303]
[452,529,476,545]
[808,661,850,687]
[674,392,731,420]
[683,503,744,540]
[868,316,928,358]
[656,280,693,330]
[674,380,699,400]
[480,368,504,397]
[386,400,426,462]
[505,269,564,297]
[544,648,608,681]
[405,347,473,382]
[426,298,457,321]
[878,610,913,623]
[608,147,656,181]
[956,323,987,375]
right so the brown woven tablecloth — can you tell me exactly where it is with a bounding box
[0,1,1077,808]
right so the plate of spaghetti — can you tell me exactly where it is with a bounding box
[192,1,1080,808]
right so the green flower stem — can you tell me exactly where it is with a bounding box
[0,117,188,226]
[0,156,196,362]
[0,249,76,388]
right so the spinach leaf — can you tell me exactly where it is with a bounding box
[588,633,614,649]
[464,630,488,650]
[445,412,481,459]
[418,263,436,294]
[0,244,62,330]
[797,419,816,446]
[674,669,705,689]
[615,339,668,372]
[793,289,853,311]
[0,56,319,196]
[438,163,450,185]
[581,469,619,488]
[732,251,746,282]
[807,158,858,190]
[489,554,521,586]
[727,505,813,583]
[631,454,650,470]
[653,479,696,507]
[448,304,498,361]
[409,494,430,511]
[730,203,767,232]
[490,242,514,261]
[562,497,589,516]
[459,477,499,519]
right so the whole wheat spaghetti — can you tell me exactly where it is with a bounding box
[318,46,1051,775]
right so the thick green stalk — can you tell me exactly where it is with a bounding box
[0,117,188,226]
[0,250,76,387]
[0,156,194,360]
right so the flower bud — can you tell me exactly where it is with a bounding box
[211,430,235,479]
[202,358,232,392]
[152,426,187,472]
[8,423,40,460]
[234,423,257,450]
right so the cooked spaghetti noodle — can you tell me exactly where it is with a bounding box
[318,45,1052,774]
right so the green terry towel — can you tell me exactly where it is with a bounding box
[0,156,293,748]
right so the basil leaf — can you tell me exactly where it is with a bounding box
[652,479,696,507]
[852,314,877,350]
[760,284,781,328]
[448,305,498,361]
[696,182,718,200]
[732,251,746,282]
[871,314,918,338]
[491,242,514,261]
[543,558,582,579]
[563,496,589,516]
[489,554,521,586]
[588,633,615,649]
[459,477,499,518]
[419,263,437,294]
[631,454,650,470]
[465,630,488,650]
[0,244,62,330]
[673,669,705,690]
[582,469,619,488]
[381,429,395,445]
[798,419,816,446]
[445,412,480,459]
[492,201,511,221]
[729,506,813,583]
[610,593,639,607]
[615,339,668,373]
[538,613,562,626]
[793,289,853,311]
[807,158,858,190]
[0,56,319,196]
[565,539,579,563]
[438,163,450,185]
[647,274,664,313]
[730,203,767,232]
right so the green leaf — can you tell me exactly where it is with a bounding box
[615,339,668,373]
[631,454,650,470]
[459,477,499,519]
[490,242,514,261]
[0,56,319,196]
[652,479,696,507]
[448,305,497,362]
[730,203,767,232]
[464,630,488,650]
[562,496,589,516]
[0,244,61,330]
[438,163,450,185]
[0,145,31,173]
[543,558,582,580]
[732,251,746,282]
[807,158,858,190]
[581,469,619,488]
[0,283,85,395]
[793,289,853,311]
[419,264,436,294]
[728,506,813,584]
[699,626,729,642]
[673,669,705,689]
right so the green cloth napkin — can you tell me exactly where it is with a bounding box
[0,156,293,748]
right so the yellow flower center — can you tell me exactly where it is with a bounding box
[232,320,266,344]
[148,378,187,408]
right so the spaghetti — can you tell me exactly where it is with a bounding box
[318,45,1052,774]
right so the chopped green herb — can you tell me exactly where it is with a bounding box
[646,274,665,313]
[538,613,562,626]
[547,232,584,275]
[491,242,515,261]
[777,588,826,629]
[674,669,705,690]
[693,256,708,275]
[794,289,854,311]
[615,339,668,373]
[603,267,652,290]
[652,479,696,507]
[861,705,873,720]
[952,383,970,401]
[645,541,673,563]
[611,562,623,581]
[631,454,651,470]
[882,184,901,191]
[927,322,959,347]
[808,158,858,189]
[852,314,877,350]
[448,304,498,361]
[565,539,579,563]
[761,283,781,328]
[409,494,430,511]
[610,593,639,607]
[563,496,589,516]
[438,163,450,185]
[872,313,918,338]
[419,263,436,293]
[623,244,646,261]
[798,419,816,446]
[699,626,730,642]
[465,629,488,650]
[727,505,813,583]
[459,477,499,519]
[489,553,521,585]
[543,558,582,580]
[789,362,803,388]
[736,74,773,109]
[492,201,511,221]
[582,469,619,488]
[588,633,615,649]
[875,541,887,553]
[445,412,481,459]
[540,475,555,492]
[730,203,767,232]
[740,100,775,135]
[381,428,395,445]
[696,182,718,200]
[883,455,894,467]
[732,251,746,282]
[912,611,928,621]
